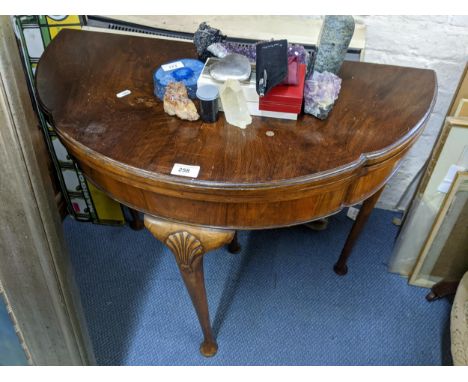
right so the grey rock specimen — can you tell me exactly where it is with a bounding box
[193,22,226,61]
[314,16,355,74]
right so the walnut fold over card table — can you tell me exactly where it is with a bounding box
[36,30,437,357]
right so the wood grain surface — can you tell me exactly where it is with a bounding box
[36,29,437,229]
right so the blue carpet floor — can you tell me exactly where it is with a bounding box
[63,208,452,365]
[0,299,28,365]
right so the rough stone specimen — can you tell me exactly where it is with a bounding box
[163,82,199,121]
[314,15,355,75]
[193,22,226,61]
[304,71,342,120]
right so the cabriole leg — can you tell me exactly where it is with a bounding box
[144,215,234,357]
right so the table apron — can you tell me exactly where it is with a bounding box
[75,148,404,229]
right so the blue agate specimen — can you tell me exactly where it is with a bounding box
[153,59,204,100]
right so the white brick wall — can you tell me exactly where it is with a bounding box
[354,16,468,210]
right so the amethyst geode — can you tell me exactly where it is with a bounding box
[304,71,342,120]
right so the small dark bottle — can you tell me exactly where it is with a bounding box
[196,85,219,123]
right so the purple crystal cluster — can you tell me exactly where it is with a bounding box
[216,42,311,65]
[287,44,310,65]
[304,71,342,120]
[221,42,257,62]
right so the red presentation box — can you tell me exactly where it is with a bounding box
[259,63,306,114]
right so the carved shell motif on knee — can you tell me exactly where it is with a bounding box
[166,231,205,271]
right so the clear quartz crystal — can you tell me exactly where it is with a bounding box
[219,79,252,129]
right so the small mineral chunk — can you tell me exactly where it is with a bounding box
[193,22,226,61]
[206,42,228,58]
[304,71,342,120]
[163,82,199,121]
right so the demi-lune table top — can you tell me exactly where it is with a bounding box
[36,29,436,230]
[36,29,436,188]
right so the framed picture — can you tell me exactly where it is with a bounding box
[389,114,468,278]
[389,72,468,277]
[448,63,468,116]
[455,98,468,118]
[410,171,468,287]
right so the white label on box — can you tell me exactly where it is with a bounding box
[116,89,131,98]
[162,61,184,71]
[437,164,465,193]
[347,206,360,221]
[171,163,200,178]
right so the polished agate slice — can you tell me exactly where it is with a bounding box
[209,53,251,81]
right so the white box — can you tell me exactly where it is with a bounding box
[244,102,298,120]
